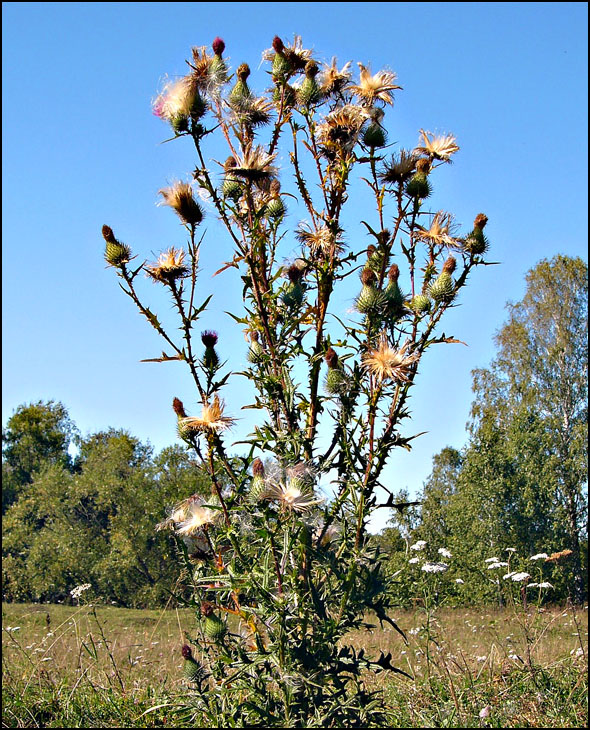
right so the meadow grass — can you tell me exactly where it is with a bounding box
[2,602,587,728]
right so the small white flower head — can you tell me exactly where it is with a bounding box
[454,578,465,584]
[503,572,516,580]
[487,561,508,569]
[529,553,549,561]
[537,582,554,589]
[410,540,427,551]
[505,547,517,553]
[408,557,420,564]
[70,583,92,599]
[421,562,449,574]
[485,557,500,563]
[476,655,487,663]
[438,547,452,559]
[510,572,531,582]
[479,705,492,719]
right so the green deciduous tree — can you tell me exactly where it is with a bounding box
[2,427,211,606]
[2,400,77,512]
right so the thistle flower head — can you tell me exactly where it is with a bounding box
[153,75,200,122]
[316,104,368,156]
[296,223,344,257]
[417,211,459,248]
[201,330,218,347]
[252,458,265,477]
[172,397,187,418]
[176,498,221,536]
[145,247,190,283]
[442,255,457,274]
[474,213,488,229]
[263,35,312,72]
[363,335,420,383]
[159,181,204,226]
[231,96,274,128]
[231,145,277,182]
[414,130,460,162]
[324,347,339,368]
[388,264,400,282]
[350,63,401,106]
[182,644,194,660]
[319,58,352,95]
[179,395,235,434]
[380,150,419,185]
[212,37,225,56]
[263,479,323,513]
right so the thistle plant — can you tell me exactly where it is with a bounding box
[102,35,492,727]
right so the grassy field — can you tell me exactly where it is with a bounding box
[2,601,587,728]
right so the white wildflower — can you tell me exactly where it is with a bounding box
[70,583,92,599]
[408,557,420,564]
[537,582,554,589]
[529,553,549,561]
[4,626,21,633]
[487,561,508,569]
[510,572,530,582]
[479,705,491,719]
[421,561,449,573]
[410,540,427,551]
[454,578,465,584]
[438,547,452,559]
[485,557,500,563]
[476,655,487,662]
[503,572,516,580]
[505,547,517,553]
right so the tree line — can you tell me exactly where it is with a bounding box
[3,255,587,606]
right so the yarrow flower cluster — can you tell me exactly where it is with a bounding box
[421,562,449,574]
[70,583,92,599]
[410,540,427,551]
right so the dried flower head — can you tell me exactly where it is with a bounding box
[146,247,190,283]
[231,145,277,182]
[159,181,204,225]
[363,336,420,383]
[296,223,344,257]
[153,75,200,122]
[316,104,368,156]
[231,95,274,128]
[414,130,460,162]
[177,498,221,536]
[417,211,459,248]
[380,150,419,185]
[252,458,265,477]
[263,478,323,513]
[319,58,352,95]
[179,395,235,434]
[350,63,401,106]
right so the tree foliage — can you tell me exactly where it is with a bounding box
[2,427,211,606]
[387,256,588,604]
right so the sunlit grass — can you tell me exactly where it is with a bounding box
[3,602,587,728]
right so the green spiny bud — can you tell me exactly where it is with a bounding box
[229,64,252,106]
[281,281,304,308]
[102,225,131,267]
[406,172,431,199]
[409,293,432,314]
[249,475,267,504]
[325,367,347,395]
[222,177,242,201]
[182,645,204,682]
[266,196,285,219]
[204,614,227,641]
[429,272,454,302]
[363,122,387,148]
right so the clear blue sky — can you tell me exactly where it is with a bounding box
[2,2,588,531]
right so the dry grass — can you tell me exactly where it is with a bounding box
[2,602,588,728]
